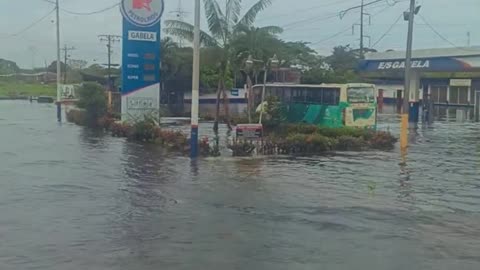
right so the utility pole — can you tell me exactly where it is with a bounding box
[170,0,189,47]
[400,0,417,150]
[350,0,370,58]
[28,46,37,69]
[360,0,364,58]
[99,35,121,90]
[61,45,75,83]
[403,0,416,116]
[190,0,200,158]
[467,31,471,47]
[55,0,62,122]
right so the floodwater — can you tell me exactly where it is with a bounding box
[1,100,479,270]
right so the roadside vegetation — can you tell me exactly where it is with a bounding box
[67,82,397,157]
[0,81,56,97]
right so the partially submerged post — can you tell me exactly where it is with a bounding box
[190,0,201,158]
[475,90,480,122]
[55,0,61,122]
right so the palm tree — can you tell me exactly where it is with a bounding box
[160,37,180,82]
[165,0,276,131]
[232,25,283,122]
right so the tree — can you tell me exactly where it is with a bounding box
[301,45,362,84]
[68,59,88,70]
[76,82,107,127]
[47,61,68,73]
[0,59,20,74]
[232,25,283,63]
[160,37,180,83]
[326,45,359,73]
[276,41,319,70]
[165,0,275,131]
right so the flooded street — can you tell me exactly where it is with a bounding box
[1,100,479,269]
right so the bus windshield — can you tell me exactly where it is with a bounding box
[347,87,375,103]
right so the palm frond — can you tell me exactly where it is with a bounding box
[226,0,242,26]
[203,0,227,41]
[238,0,272,26]
[164,20,218,47]
[258,25,283,35]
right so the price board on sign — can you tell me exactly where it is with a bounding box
[236,124,263,140]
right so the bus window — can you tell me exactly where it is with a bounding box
[322,88,340,105]
[347,87,375,103]
[291,88,305,103]
[305,88,322,103]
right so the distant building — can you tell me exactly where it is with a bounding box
[359,47,480,107]
[0,72,56,83]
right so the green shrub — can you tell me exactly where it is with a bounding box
[76,82,107,127]
[316,127,372,139]
[281,133,335,154]
[335,136,367,151]
[156,129,189,152]
[228,141,256,157]
[369,131,398,150]
[65,108,86,125]
[128,116,158,142]
[110,122,130,137]
[262,96,287,130]
[286,124,318,135]
[306,134,336,152]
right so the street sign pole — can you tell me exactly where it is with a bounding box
[190,0,200,158]
[120,0,164,122]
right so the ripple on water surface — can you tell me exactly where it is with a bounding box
[0,101,479,270]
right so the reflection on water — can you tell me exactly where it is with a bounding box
[434,106,475,122]
[0,101,480,270]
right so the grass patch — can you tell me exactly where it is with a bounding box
[0,81,56,97]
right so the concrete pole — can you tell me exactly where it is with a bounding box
[403,0,416,115]
[259,65,268,124]
[400,0,416,149]
[190,0,201,158]
[360,0,364,58]
[55,0,62,122]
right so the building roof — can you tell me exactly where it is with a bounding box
[365,47,480,60]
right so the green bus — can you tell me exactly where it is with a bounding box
[252,83,377,128]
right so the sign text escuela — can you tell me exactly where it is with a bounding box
[378,60,430,70]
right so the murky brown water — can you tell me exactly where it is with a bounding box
[1,100,479,269]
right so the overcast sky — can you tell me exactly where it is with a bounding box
[0,0,479,68]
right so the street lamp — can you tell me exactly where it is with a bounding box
[259,54,279,124]
[243,54,279,124]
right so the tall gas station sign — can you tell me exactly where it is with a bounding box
[120,0,164,121]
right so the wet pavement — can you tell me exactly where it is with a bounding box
[1,100,479,269]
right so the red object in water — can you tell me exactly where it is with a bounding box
[378,89,384,111]
[132,0,152,11]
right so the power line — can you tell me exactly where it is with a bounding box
[40,0,119,16]
[98,34,122,90]
[339,0,386,18]
[371,13,402,48]
[62,45,76,83]
[308,1,396,47]
[310,26,353,45]
[61,3,120,15]
[418,14,461,48]
[282,13,340,30]
[0,8,56,39]
[257,0,358,23]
